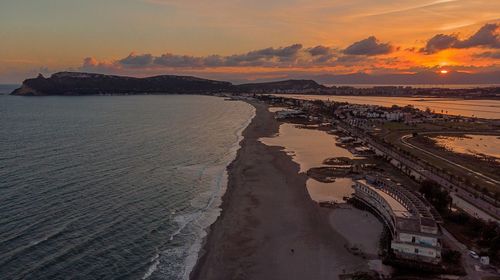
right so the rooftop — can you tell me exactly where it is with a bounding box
[355,174,441,234]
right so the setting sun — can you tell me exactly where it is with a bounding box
[440,70,448,74]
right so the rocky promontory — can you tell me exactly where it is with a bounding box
[11,72,233,96]
[11,72,328,96]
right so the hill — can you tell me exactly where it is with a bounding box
[11,72,233,96]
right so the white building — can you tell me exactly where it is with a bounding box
[353,175,442,264]
[383,112,404,121]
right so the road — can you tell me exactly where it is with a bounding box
[441,227,498,280]
[399,133,500,222]
[337,122,500,222]
[400,133,499,186]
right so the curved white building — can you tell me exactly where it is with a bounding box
[354,175,442,264]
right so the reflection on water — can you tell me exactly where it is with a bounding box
[273,94,500,119]
[260,122,358,203]
[260,123,356,172]
[432,134,500,161]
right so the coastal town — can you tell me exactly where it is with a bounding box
[239,84,500,99]
[237,93,500,279]
[3,0,500,279]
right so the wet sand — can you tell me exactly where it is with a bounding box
[191,102,366,280]
[329,208,383,257]
[307,178,355,203]
[260,122,359,204]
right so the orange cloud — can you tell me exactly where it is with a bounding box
[79,24,499,78]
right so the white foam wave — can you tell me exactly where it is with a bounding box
[181,105,256,279]
[141,253,160,280]
[141,102,256,280]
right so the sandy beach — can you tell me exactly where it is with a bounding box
[190,101,367,280]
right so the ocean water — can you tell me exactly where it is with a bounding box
[0,84,19,94]
[0,95,255,279]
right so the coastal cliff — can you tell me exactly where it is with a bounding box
[11,72,233,96]
[11,72,327,96]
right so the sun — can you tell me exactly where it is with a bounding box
[440,70,448,74]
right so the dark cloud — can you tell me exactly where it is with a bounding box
[457,23,500,48]
[154,53,204,67]
[474,51,500,59]
[420,34,457,54]
[420,22,500,54]
[113,44,338,68]
[305,45,338,63]
[307,45,331,56]
[224,44,303,66]
[335,55,372,64]
[343,36,394,56]
[119,53,154,66]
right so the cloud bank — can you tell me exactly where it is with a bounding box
[421,23,500,54]
[71,22,500,83]
[82,36,395,72]
[80,23,499,75]
[110,44,340,68]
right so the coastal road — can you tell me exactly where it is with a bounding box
[441,227,498,280]
[399,133,500,222]
[338,122,500,222]
[400,133,500,186]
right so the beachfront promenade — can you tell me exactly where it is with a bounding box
[337,121,500,223]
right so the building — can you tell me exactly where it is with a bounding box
[353,175,443,264]
[274,109,306,120]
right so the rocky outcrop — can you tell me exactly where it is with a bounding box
[11,72,233,96]
[11,72,328,96]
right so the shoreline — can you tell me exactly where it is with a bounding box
[180,101,256,280]
[190,101,366,280]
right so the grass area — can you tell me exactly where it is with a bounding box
[377,123,500,195]
[420,181,500,265]
[445,210,500,265]
[381,122,411,131]
[444,220,476,249]
[407,136,500,194]
[435,121,495,131]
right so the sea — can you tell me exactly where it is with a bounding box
[0,94,255,279]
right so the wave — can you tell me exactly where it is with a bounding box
[141,102,256,280]
[141,253,160,280]
[181,105,256,279]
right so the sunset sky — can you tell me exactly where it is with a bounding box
[1,0,499,83]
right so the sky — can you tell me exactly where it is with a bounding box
[0,0,499,83]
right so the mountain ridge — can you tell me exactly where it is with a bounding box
[11,72,326,96]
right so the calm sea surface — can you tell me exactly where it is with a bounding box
[273,94,500,119]
[0,85,19,94]
[0,95,254,279]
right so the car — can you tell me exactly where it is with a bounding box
[469,250,479,259]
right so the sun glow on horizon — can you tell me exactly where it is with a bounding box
[440,69,448,74]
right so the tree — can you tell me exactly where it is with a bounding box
[419,180,452,214]
[442,249,461,263]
